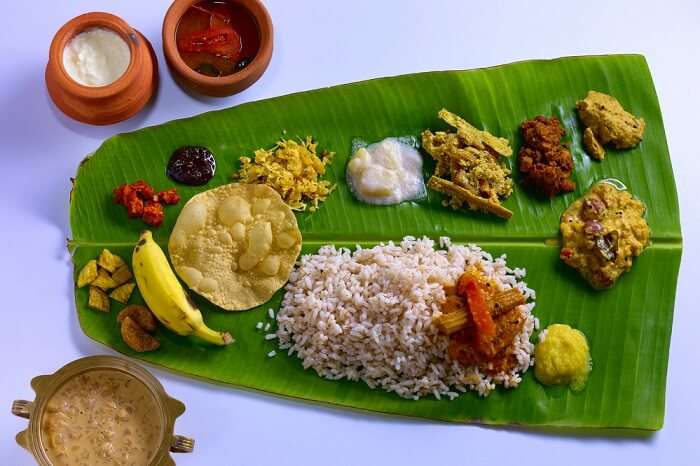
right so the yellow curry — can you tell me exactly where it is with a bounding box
[560,181,649,289]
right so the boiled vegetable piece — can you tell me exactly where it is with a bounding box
[489,289,526,317]
[437,108,512,156]
[436,288,525,335]
[457,274,495,338]
[435,309,469,335]
[583,127,605,160]
[428,176,513,219]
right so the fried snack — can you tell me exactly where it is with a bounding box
[91,269,117,291]
[111,264,133,287]
[76,259,98,288]
[110,282,136,304]
[120,316,160,352]
[576,91,645,160]
[169,183,302,311]
[518,116,576,197]
[97,249,125,273]
[233,137,335,212]
[422,109,513,217]
[113,181,180,227]
[88,286,110,312]
[117,304,158,333]
[142,201,165,228]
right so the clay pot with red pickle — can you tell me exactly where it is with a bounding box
[163,0,273,97]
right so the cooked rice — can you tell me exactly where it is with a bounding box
[276,236,538,400]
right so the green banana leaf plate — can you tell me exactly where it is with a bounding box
[70,54,681,430]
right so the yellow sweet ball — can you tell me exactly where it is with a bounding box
[535,324,591,391]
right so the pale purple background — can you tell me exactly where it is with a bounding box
[2,1,699,465]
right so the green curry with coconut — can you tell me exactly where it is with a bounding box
[559,181,649,289]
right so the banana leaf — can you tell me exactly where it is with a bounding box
[70,54,681,430]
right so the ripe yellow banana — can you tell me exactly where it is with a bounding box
[132,231,233,346]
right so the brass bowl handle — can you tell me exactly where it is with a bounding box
[12,400,32,419]
[170,435,194,453]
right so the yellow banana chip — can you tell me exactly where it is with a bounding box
[88,286,110,312]
[97,249,125,273]
[76,259,98,288]
[110,282,136,304]
[111,264,133,286]
[92,269,117,290]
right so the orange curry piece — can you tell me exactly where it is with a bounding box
[445,271,526,375]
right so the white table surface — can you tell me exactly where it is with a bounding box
[3,0,699,464]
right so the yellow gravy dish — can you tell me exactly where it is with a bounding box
[559,181,649,289]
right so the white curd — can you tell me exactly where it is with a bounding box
[62,28,131,87]
[346,137,426,205]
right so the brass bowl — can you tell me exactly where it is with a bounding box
[12,355,193,466]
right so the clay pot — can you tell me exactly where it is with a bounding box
[162,0,273,97]
[46,12,158,126]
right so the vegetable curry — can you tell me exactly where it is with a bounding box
[436,270,527,375]
[560,181,649,289]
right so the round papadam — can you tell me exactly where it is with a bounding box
[168,183,302,311]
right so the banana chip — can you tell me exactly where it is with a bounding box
[110,282,136,304]
[76,260,98,288]
[92,269,117,290]
[97,249,125,273]
[111,264,133,286]
[88,286,110,312]
[168,183,302,311]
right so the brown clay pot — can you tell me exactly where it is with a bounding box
[162,0,273,97]
[46,12,158,126]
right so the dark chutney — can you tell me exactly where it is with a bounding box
[167,146,216,186]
